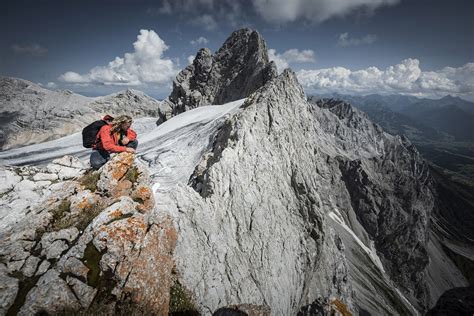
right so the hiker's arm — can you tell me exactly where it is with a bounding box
[126,129,137,141]
[99,129,126,153]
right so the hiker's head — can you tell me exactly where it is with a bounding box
[102,115,114,125]
[112,115,133,132]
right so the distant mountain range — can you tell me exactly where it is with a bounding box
[309,93,474,180]
[310,93,474,142]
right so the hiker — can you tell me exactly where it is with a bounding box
[90,115,138,170]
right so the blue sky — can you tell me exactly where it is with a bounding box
[1,0,473,100]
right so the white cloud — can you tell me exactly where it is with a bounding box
[268,49,289,73]
[11,43,48,56]
[190,36,209,46]
[268,48,316,73]
[296,59,474,100]
[337,32,377,47]
[59,30,178,87]
[252,0,400,23]
[187,55,195,65]
[46,82,57,88]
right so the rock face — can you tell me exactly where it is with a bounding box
[0,78,163,150]
[315,98,434,303]
[159,69,469,315]
[157,70,403,315]
[0,153,176,315]
[159,28,277,123]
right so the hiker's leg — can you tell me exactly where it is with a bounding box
[127,139,138,150]
[90,150,110,170]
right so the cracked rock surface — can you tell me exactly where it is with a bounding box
[0,153,176,315]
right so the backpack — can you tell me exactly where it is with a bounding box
[82,120,107,148]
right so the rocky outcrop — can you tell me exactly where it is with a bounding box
[158,69,457,315]
[159,28,277,123]
[160,70,358,315]
[0,153,176,315]
[0,78,162,150]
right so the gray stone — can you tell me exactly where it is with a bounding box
[21,256,41,277]
[66,277,97,308]
[35,260,50,276]
[0,264,19,315]
[59,257,89,280]
[161,28,277,122]
[13,179,36,192]
[6,260,25,273]
[0,169,22,194]
[43,240,69,260]
[33,172,59,181]
[41,227,79,247]
[18,269,80,315]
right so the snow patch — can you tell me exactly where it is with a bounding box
[329,208,385,273]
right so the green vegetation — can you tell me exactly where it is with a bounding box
[51,199,103,232]
[74,204,104,232]
[124,166,140,183]
[82,242,102,287]
[79,170,101,192]
[51,199,71,227]
[169,280,199,315]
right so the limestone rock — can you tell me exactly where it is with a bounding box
[162,28,277,122]
[0,169,22,194]
[0,264,19,315]
[47,155,86,179]
[35,260,51,276]
[19,269,81,315]
[0,150,175,314]
[21,256,41,277]
[66,277,97,309]
[33,172,59,181]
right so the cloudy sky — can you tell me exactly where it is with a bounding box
[1,0,473,100]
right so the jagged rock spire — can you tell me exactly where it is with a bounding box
[159,28,277,123]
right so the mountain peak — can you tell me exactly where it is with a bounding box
[162,28,277,122]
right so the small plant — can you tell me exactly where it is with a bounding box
[51,201,104,232]
[124,166,140,183]
[169,281,199,315]
[79,170,101,192]
[51,199,71,224]
[75,203,104,231]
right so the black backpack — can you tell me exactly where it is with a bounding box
[82,120,107,148]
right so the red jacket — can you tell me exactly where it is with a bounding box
[93,124,137,153]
